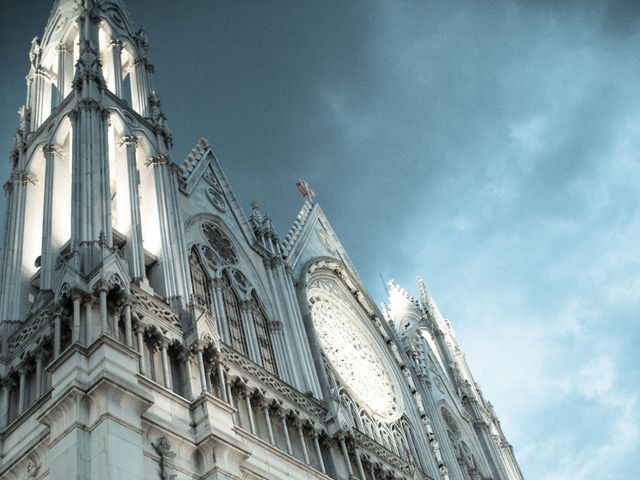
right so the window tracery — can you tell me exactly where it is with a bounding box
[189,247,210,308]
[221,273,248,355]
[250,293,278,375]
[202,223,237,264]
[201,244,219,272]
[307,277,402,422]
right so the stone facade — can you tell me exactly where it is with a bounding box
[0,1,524,479]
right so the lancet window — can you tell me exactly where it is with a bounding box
[189,247,210,308]
[250,293,278,375]
[221,273,248,356]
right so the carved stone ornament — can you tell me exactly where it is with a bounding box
[202,223,237,264]
[307,277,402,422]
[205,186,226,212]
[199,244,219,271]
[151,436,177,480]
[25,456,41,479]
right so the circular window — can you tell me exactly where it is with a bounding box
[308,277,403,422]
[202,223,237,265]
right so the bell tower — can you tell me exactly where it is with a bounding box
[0,0,190,345]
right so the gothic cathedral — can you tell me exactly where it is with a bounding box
[0,2,523,480]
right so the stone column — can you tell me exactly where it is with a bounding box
[0,378,11,427]
[71,289,82,344]
[0,171,34,322]
[226,375,235,411]
[263,265,296,384]
[53,312,62,357]
[96,281,110,336]
[295,419,310,464]
[212,279,230,342]
[240,300,260,362]
[260,398,275,445]
[355,448,366,480]
[56,44,70,103]
[18,366,27,414]
[120,135,146,280]
[122,298,133,348]
[280,262,318,394]
[83,294,94,346]
[339,435,354,477]
[130,58,149,116]
[35,351,44,398]
[109,39,123,97]
[243,389,256,434]
[217,362,227,402]
[145,154,189,307]
[135,323,147,375]
[69,95,113,253]
[30,68,52,129]
[41,144,64,291]
[179,351,194,399]
[193,341,208,395]
[311,430,326,473]
[277,409,293,455]
[159,338,171,389]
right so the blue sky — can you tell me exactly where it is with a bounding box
[1,1,639,478]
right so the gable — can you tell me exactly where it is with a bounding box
[179,138,256,247]
[284,201,361,283]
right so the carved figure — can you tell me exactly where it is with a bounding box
[29,37,42,67]
[151,437,177,480]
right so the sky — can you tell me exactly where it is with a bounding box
[1,1,639,478]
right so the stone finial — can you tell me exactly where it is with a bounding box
[296,179,315,203]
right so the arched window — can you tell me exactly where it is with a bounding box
[189,247,210,308]
[221,274,248,355]
[250,293,278,375]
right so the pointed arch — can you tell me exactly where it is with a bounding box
[221,272,248,356]
[189,246,210,309]
[249,291,278,375]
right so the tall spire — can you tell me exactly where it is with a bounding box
[0,0,190,338]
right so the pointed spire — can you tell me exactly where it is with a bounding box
[417,275,452,334]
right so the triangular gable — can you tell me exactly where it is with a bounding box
[179,138,256,246]
[284,201,361,283]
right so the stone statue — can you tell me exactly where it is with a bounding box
[151,437,177,480]
[29,37,42,67]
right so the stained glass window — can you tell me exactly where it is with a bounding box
[221,274,248,355]
[202,223,237,264]
[250,293,278,375]
[189,247,210,308]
